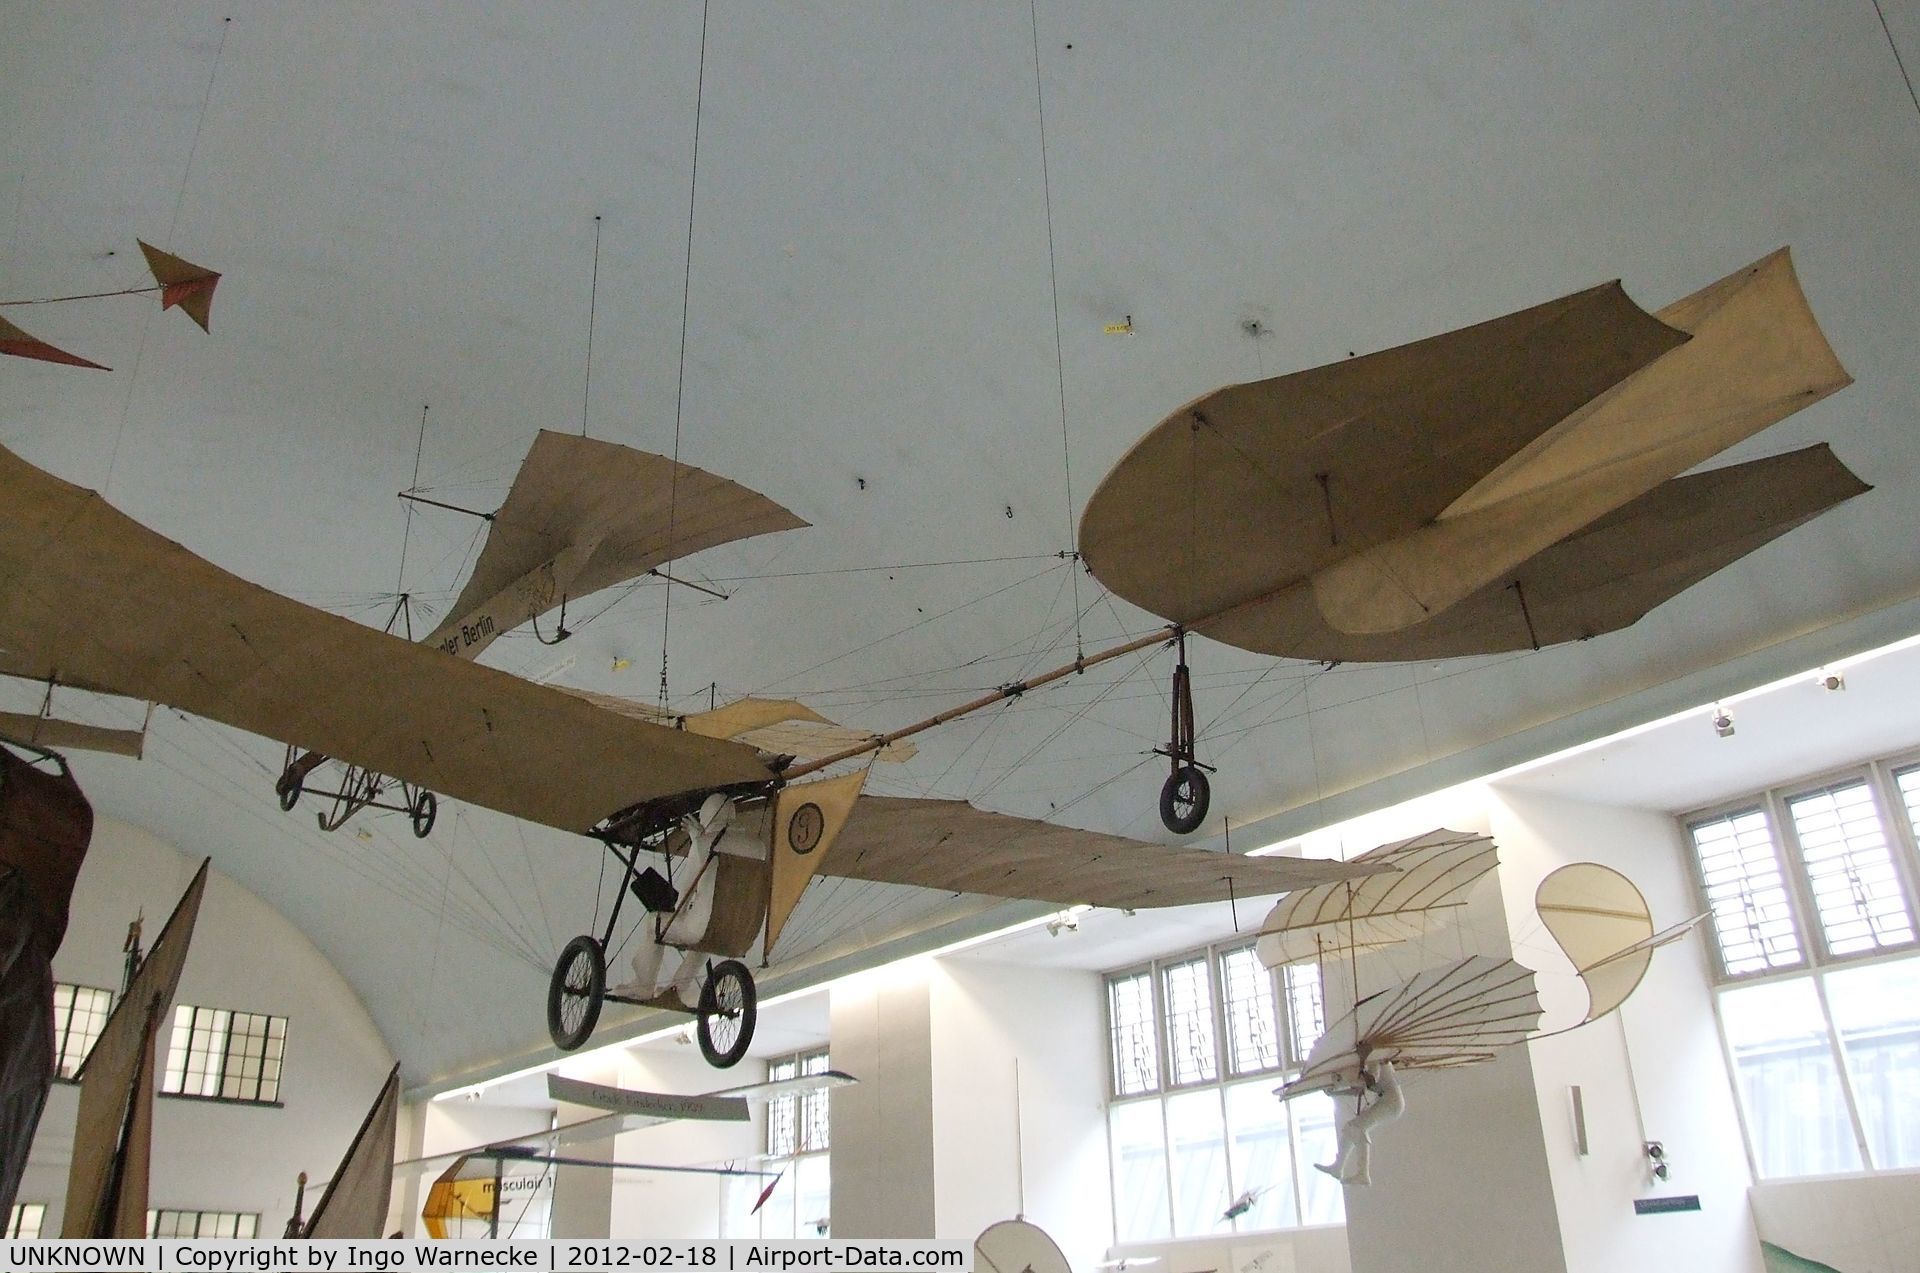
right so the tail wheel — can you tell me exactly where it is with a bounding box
[276,771,302,812]
[1160,764,1210,835]
[411,790,438,838]
[547,935,605,1052]
[697,958,757,1068]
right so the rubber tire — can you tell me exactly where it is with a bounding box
[1160,765,1210,835]
[276,772,302,812]
[411,791,438,838]
[696,959,757,1069]
[547,935,605,1052]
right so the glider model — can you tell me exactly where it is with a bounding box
[0,247,1858,1066]
[399,1069,850,1238]
[1258,831,1704,1184]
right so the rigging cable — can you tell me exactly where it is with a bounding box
[105,15,232,496]
[581,216,602,438]
[661,0,712,709]
[1029,0,1083,660]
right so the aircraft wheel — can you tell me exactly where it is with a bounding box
[411,791,437,838]
[697,959,757,1068]
[1160,765,1210,835]
[547,935,605,1052]
[276,771,302,812]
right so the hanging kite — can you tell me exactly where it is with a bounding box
[0,239,222,370]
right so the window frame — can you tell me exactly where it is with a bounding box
[1102,937,1339,1241]
[49,982,117,1082]
[1684,746,1920,1181]
[1684,752,1920,984]
[160,1003,288,1107]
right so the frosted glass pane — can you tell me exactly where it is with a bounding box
[1721,977,1861,1177]
[1224,1081,1299,1231]
[1824,958,1920,1169]
[1109,1099,1170,1242]
[1290,1093,1346,1224]
[1167,1088,1229,1237]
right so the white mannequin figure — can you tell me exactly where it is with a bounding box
[1314,1060,1406,1186]
[612,793,734,1007]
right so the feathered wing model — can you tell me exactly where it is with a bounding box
[1534,862,1706,1028]
[1255,828,1497,968]
[1278,955,1543,1101]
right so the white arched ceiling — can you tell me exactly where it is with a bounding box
[4,1,1919,1083]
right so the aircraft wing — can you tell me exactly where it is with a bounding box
[813,796,1382,907]
[442,430,807,630]
[0,444,773,832]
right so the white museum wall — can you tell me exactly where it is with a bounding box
[830,960,938,1239]
[19,816,395,1235]
[927,958,1111,1271]
[1488,785,1763,1273]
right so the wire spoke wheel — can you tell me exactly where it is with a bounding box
[696,958,757,1068]
[411,790,437,838]
[547,935,605,1052]
[1160,764,1210,835]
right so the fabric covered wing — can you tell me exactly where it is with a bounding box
[1079,282,1685,629]
[304,1065,400,1238]
[443,431,807,625]
[1201,443,1867,662]
[0,444,773,832]
[816,796,1379,907]
[1255,828,1496,966]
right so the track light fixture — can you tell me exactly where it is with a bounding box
[1711,707,1735,738]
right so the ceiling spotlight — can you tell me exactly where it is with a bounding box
[1818,670,1845,692]
[1711,707,1735,738]
[1046,910,1080,937]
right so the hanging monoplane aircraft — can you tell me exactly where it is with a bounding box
[0,246,1862,1067]
[0,438,1379,1067]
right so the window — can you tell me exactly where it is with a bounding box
[1786,782,1914,956]
[6,1204,45,1239]
[1686,750,1920,1179]
[1688,808,1803,976]
[765,1050,830,1158]
[147,1210,259,1238]
[1161,957,1218,1087]
[1108,970,1159,1096]
[729,1049,831,1240]
[1104,941,1343,1241]
[161,1006,286,1104]
[51,983,114,1079]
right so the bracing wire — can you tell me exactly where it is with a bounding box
[1029,0,1083,660]
[581,216,602,438]
[106,15,231,495]
[394,404,429,634]
[661,0,712,709]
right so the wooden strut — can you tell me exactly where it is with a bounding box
[781,538,1400,784]
[782,625,1180,780]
